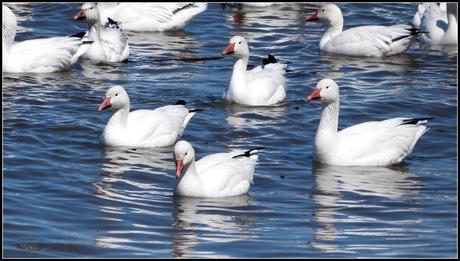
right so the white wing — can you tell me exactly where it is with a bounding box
[337,118,429,165]
[98,3,207,31]
[6,36,81,73]
[326,25,419,56]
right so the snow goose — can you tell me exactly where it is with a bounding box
[95,3,207,32]
[306,3,423,57]
[307,78,430,166]
[2,5,86,73]
[221,35,287,106]
[74,2,129,63]
[174,140,261,197]
[418,3,457,46]
[98,85,198,148]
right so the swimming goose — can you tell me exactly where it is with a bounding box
[174,140,261,197]
[74,2,129,63]
[2,5,86,73]
[221,35,287,106]
[418,3,457,46]
[95,3,207,32]
[98,86,197,148]
[306,3,423,57]
[307,78,430,166]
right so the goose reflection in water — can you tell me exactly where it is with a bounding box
[223,3,316,28]
[172,195,257,258]
[101,146,174,175]
[319,52,419,76]
[309,162,421,253]
[224,103,287,131]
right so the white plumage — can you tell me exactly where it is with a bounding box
[307,78,430,166]
[418,3,457,46]
[95,3,207,32]
[174,140,260,198]
[2,5,85,73]
[98,85,197,148]
[221,35,287,106]
[412,3,447,28]
[306,3,422,57]
[74,3,129,63]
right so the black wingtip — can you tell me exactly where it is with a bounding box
[400,117,433,125]
[189,109,203,113]
[172,3,194,14]
[392,27,425,43]
[262,54,278,66]
[232,147,265,159]
[104,17,122,29]
[175,99,186,105]
[107,17,118,25]
[70,31,86,39]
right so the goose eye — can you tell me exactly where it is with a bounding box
[326,86,329,89]
[239,41,241,44]
[322,9,325,12]
[115,93,118,96]
[185,152,188,156]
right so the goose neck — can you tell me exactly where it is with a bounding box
[318,101,340,135]
[88,21,102,42]
[320,18,343,48]
[107,106,129,128]
[2,21,16,51]
[230,56,249,87]
[233,56,249,73]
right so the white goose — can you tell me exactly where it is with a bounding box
[307,79,430,166]
[418,3,457,46]
[98,85,197,148]
[95,3,207,32]
[74,2,129,63]
[174,140,261,198]
[306,3,423,57]
[2,5,86,73]
[221,35,287,106]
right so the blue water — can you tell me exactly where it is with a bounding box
[3,2,457,258]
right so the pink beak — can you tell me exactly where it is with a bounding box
[306,11,319,22]
[307,88,321,101]
[222,42,235,55]
[98,97,112,111]
[74,9,86,20]
[176,160,184,180]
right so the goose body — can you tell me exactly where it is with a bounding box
[306,4,422,57]
[74,3,129,63]
[307,79,430,166]
[2,5,85,73]
[98,86,197,148]
[96,3,207,32]
[174,140,260,198]
[221,36,287,106]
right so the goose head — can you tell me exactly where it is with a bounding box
[98,85,130,112]
[306,3,343,25]
[74,2,100,24]
[174,140,196,180]
[222,35,250,58]
[307,78,340,105]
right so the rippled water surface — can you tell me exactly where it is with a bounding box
[3,2,457,258]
